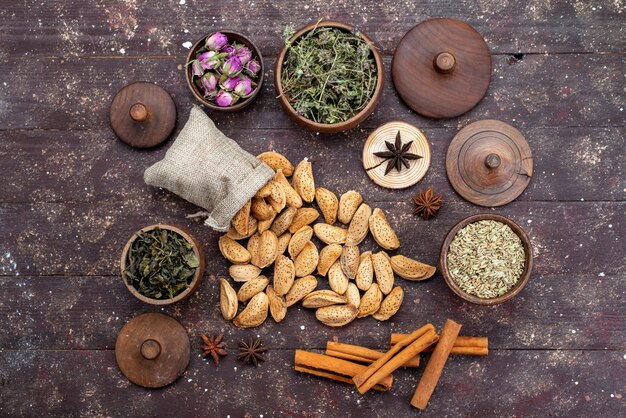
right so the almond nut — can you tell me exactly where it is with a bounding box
[390,255,436,281]
[315,304,358,327]
[345,282,361,308]
[219,235,251,264]
[267,180,287,213]
[292,160,315,203]
[266,285,287,323]
[229,264,262,282]
[277,232,291,255]
[255,181,273,198]
[237,276,270,303]
[372,251,394,295]
[372,286,404,321]
[257,212,277,234]
[346,203,372,246]
[356,251,373,291]
[313,223,347,245]
[257,230,279,268]
[285,275,318,307]
[288,225,313,259]
[274,169,303,208]
[219,278,238,321]
[227,215,257,240]
[338,191,363,224]
[328,260,349,295]
[257,151,294,176]
[233,292,269,328]
[232,200,251,235]
[273,254,296,296]
[288,207,319,233]
[270,206,297,237]
[302,290,347,308]
[317,244,343,276]
[340,245,360,280]
[294,241,319,277]
[357,283,383,318]
[251,197,276,221]
[369,208,400,250]
[315,187,338,224]
[247,232,261,267]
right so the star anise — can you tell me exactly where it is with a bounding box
[237,338,267,366]
[200,333,227,365]
[412,187,442,219]
[366,130,422,175]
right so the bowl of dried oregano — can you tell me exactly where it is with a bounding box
[439,214,533,305]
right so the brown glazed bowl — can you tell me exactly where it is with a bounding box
[120,224,204,305]
[274,21,384,133]
[440,214,533,305]
[185,31,264,112]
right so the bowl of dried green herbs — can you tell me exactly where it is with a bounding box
[275,21,384,133]
[121,224,204,305]
[439,214,533,305]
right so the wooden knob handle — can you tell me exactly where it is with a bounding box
[140,339,161,360]
[129,103,148,122]
[485,153,501,169]
[433,52,456,74]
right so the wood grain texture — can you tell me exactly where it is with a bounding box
[1,0,625,416]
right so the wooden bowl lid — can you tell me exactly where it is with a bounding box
[362,121,431,189]
[110,82,177,148]
[392,18,492,119]
[446,120,533,207]
[115,313,190,388]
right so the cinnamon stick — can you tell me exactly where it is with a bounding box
[352,323,434,389]
[411,319,462,409]
[325,341,420,368]
[354,328,439,395]
[294,349,393,391]
[391,334,487,349]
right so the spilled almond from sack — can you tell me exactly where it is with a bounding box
[274,169,302,208]
[270,206,297,236]
[257,230,279,268]
[266,285,287,323]
[229,264,261,282]
[227,215,257,240]
[285,275,318,307]
[340,245,360,280]
[345,282,361,308]
[247,232,261,267]
[292,160,315,203]
[288,225,313,259]
[313,223,347,245]
[294,241,319,277]
[390,254,436,281]
[302,290,347,308]
[219,235,251,264]
[369,208,400,250]
[289,207,319,233]
[237,276,270,303]
[273,254,295,296]
[315,187,338,224]
[317,244,343,277]
[356,251,373,291]
[357,283,383,318]
[328,260,349,295]
[251,197,276,221]
[346,203,372,246]
[257,151,294,176]
[232,200,251,235]
[372,251,394,295]
[372,286,404,321]
[233,292,269,328]
[338,191,363,224]
[219,278,238,321]
[276,232,291,256]
[316,304,358,327]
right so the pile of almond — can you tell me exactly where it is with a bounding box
[218,151,436,328]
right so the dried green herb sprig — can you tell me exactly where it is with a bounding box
[280,25,378,124]
[124,228,199,300]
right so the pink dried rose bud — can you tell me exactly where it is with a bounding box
[198,51,225,70]
[245,59,261,77]
[220,75,240,92]
[221,44,236,56]
[200,73,218,96]
[188,60,204,78]
[215,90,238,107]
[206,32,229,51]
[234,78,253,97]
[221,56,243,77]
[235,46,252,65]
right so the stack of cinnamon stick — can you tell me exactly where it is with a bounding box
[293,319,487,409]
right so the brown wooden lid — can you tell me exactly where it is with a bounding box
[115,312,190,388]
[392,18,492,119]
[362,121,431,189]
[109,82,177,148]
[446,120,533,207]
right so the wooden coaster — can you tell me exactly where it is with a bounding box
[392,18,492,119]
[446,120,533,207]
[115,313,190,388]
[110,82,177,148]
[362,121,431,189]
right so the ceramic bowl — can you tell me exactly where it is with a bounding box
[120,224,204,305]
[439,214,533,305]
[274,21,384,133]
[185,31,264,111]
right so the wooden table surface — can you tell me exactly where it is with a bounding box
[1,1,624,416]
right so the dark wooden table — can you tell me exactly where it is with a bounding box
[1,1,624,416]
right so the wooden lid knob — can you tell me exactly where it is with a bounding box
[484,153,501,169]
[129,103,148,122]
[433,52,456,74]
[140,339,161,360]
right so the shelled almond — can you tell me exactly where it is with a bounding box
[217,151,436,328]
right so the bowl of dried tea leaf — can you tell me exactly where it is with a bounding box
[120,224,204,305]
[275,21,384,133]
[440,214,533,305]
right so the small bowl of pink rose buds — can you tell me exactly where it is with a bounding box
[185,31,264,111]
